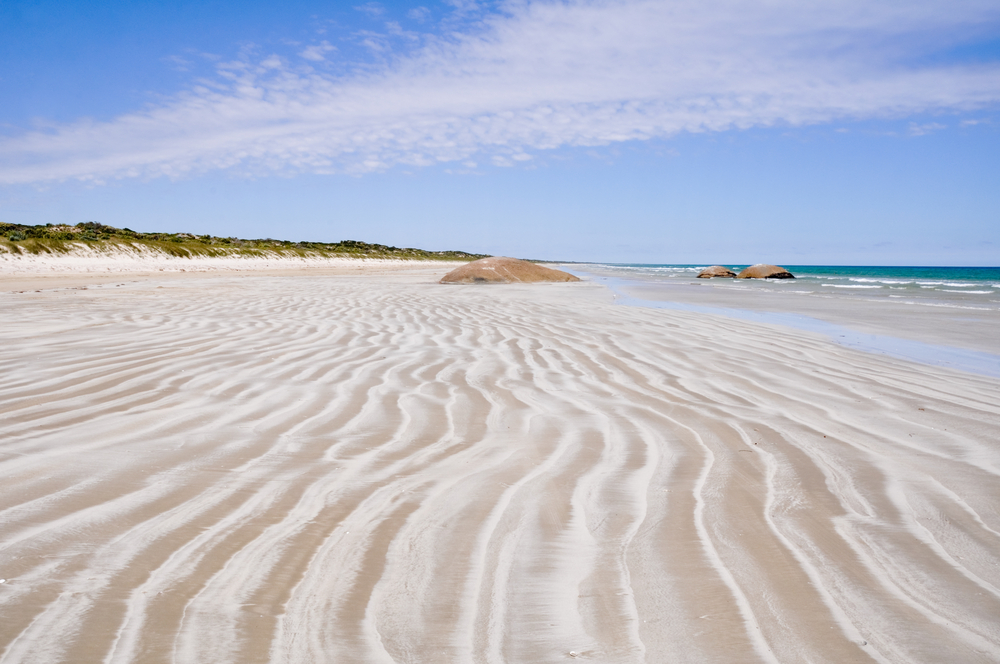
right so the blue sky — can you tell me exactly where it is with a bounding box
[2,0,999,264]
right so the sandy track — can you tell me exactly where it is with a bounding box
[1,271,999,663]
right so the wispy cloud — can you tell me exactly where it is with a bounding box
[408,6,431,22]
[354,2,385,18]
[299,41,337,62]
[2,0,1000,185]
[908,121,947,136]
[161,54,193,72]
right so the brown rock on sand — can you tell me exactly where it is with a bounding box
[736,264,795,279]
[696,266,737,278]
[440,257,581,284]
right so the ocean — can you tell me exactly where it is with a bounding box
[571,264,1000,309]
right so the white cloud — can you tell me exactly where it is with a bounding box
[2,0,1000,185]
[162,54,193,71]
[357,30,391,53]
[908,121,947,136]
[444,0,479,13]
[355,2,385,18]
[385,21,418,39]
[408,6,431,22]
[299,41,337,62]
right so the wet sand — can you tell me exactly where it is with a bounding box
[1,263,999,663]
[571,268,1000,356]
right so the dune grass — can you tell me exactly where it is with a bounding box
[0,222,488,261]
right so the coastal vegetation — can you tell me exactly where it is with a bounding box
[0,221,488,261]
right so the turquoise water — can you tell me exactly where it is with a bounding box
[575,264,1000,309]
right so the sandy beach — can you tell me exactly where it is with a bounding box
[2,260,1000,663]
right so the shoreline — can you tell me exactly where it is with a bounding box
[5,250,998,379]
[6,251,998,377]
[614,285,1000,379]
[564,265,1000,369]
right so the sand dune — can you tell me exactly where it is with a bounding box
[0,244,436,279]
[439,257,580,283]
[1,267,999,663]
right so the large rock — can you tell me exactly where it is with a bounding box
[736,264,795,279]
[440,257,581,284]
[696,266,736,278]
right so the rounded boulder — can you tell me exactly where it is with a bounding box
[736,264,795,279]
[696,266,737,278]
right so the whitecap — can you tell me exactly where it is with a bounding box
[918,281,977,287]
[942,289,993,294]
[848,277,913,285]
[907,302,993,311]
[822,284,882,289]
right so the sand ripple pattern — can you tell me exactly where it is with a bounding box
[1,275,999,663]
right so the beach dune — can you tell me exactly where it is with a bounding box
[0,264,998,663]
[440,256,580,283]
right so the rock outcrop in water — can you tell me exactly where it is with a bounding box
[737,264,795,279]
[440,257,581,284]
[696,266,737,278]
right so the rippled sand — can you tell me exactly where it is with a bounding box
[2,266,999,663]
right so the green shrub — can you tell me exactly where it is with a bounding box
[0,222,490,261]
